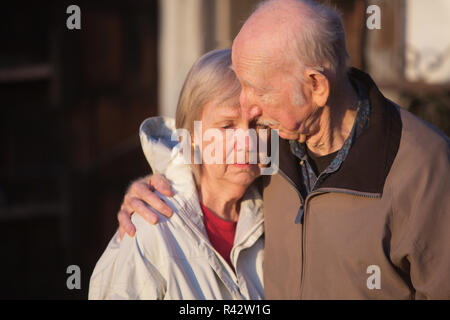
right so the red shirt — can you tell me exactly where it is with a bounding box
[200,203,237,270]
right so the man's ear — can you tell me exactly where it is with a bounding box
[305,68,330,107]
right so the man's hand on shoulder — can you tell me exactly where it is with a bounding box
[117,173,174,239]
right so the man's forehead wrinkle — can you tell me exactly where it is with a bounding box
[236,31,285,67]
[239,52,271,68]
[238,46,286,83]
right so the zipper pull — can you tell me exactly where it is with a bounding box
[295,205,304,224]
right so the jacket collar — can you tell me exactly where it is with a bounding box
[279,68,402,195]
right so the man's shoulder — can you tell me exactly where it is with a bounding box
[388,106,450,186]
[397,107,449,159]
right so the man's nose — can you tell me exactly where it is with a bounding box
[240,91,262,121]
[248,105,262,121]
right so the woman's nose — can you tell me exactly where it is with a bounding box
[234,125,257,153]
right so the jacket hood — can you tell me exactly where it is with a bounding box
[139,116,196,196]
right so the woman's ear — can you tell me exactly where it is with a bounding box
[305,68,330,107]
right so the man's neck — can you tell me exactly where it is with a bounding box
[305,77,359,157]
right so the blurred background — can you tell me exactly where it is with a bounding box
[0,0,448,299]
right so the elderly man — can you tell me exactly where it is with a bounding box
[116,0,450,299]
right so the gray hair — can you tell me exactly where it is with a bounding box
[176,48,240,133]
[175,48,241,182]
[255,0,349,78]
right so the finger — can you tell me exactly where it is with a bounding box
[117,210,136,237]
[118,226,126,240]
[133,181,173,217]
[129,197,161,224]
[150,173,174,197]
[126,178,150,199]
[117,209,136,237]
[122,193,137,213]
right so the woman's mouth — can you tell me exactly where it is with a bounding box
[232,163,252,168]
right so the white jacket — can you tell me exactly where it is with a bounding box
[89,117,265,300]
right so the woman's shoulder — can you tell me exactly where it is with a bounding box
[130,195,183,242]
[129,190,203,257]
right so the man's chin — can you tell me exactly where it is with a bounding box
[278,130,301,141]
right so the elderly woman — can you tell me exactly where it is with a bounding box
[89,49,266,300]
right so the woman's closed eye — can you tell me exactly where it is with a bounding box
[220,122,235,129]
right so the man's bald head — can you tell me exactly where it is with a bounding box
[233,0,349,77]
